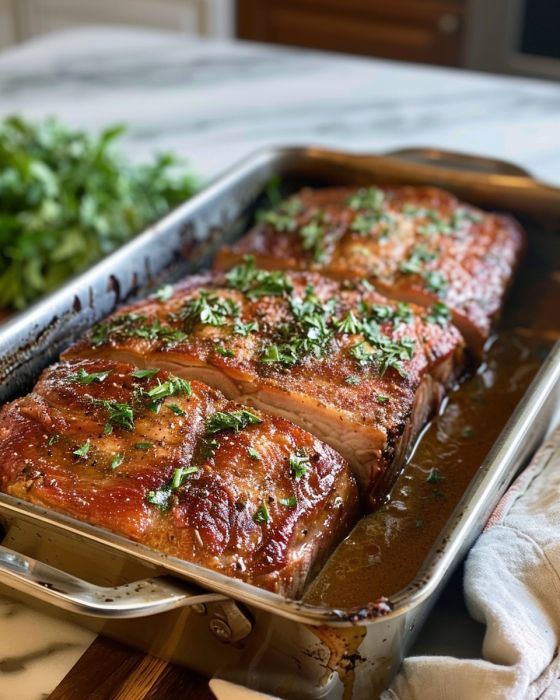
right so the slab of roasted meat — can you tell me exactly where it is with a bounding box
[64,262,465,507]
[215,186,525,355]
[0,358,359,597]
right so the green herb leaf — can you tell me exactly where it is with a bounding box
[256,197,302,232]
[399,245,438,275]
[336,311,361,335]
[425,302,451,325]
[205,410,262,434]
[226,256,293,299]
[70,367,111,385]
[300,210,327,262]
[145,377,191,403]
[167,403,186,416]
[111,453,124,469]
[179,291,239,330]
[155,284,174,302]
[93,399,134,431]
[248,446,261,461]
[134,442,153,450]
[233,319,259,336]
[345,375,361,385]
[423,271,447,295]
[377,394,389,404]
[132,368,159,379]
[280,495,297,508]
[146,466,199,510]
[73,439,91,459]
[215,345,235,358]
[289,451,311,480]
[0,116,198,311]
[253,502,270,524]
[347,187,385,212]
[47,433,60,446]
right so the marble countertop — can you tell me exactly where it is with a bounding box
[0,26,559,699]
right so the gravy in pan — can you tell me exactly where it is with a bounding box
[304,229,560,609]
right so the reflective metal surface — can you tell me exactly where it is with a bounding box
[0,146,558,697]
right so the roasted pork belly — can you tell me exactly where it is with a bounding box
[215,186,525,355]
[0,358,359,597]
[64,263,465,507]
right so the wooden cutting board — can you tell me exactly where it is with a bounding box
[49,636,213,700]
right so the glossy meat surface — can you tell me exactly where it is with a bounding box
[65,264,465,507]
[0,358,359,597]
[216,186,525,355]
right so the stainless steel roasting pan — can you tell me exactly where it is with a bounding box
[0,146,559,699]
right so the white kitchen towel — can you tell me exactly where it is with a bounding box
[382,424,560,700]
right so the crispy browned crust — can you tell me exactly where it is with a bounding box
[216,186,526,355]
[0,358,359,597]
[64,269,465,507]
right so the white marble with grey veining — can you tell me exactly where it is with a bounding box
[0,26,559,699]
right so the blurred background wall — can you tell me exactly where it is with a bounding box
[0,0,558,80]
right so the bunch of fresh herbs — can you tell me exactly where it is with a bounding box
[0,116,199,309]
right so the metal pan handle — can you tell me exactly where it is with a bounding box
[0,544,226,618]
[385,147,532,178]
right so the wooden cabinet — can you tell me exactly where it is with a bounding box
[237,0,466,67]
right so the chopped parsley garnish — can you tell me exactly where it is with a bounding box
[399,245,437,275]
[97,402,134,433]
[370,302,413,326]
[347,187,384,212]
[93,399,134,432]
[146,466,199,510]
[226,256,293,299]
[248,447,261,461]
[427,468,444,484]
[462,425,475,438]
[423,270,447,295]
[300,210,327,262]
[205,409,262,434]
[425,302,451,325]
[91,315,186,347]
[257,197,302,232]
[70,368,110,385]
[403,203,482,236]
[215,345,235,358]
[377,394,389,404]
[134,442,152,450]
[167,403,186,416]
[289,451,311,480]
[261,291,335,366]
[336,311,361,335]
[47,434,60,446]
[179,291,239,330]
[345,375,361,385]
[155,284,174,302]
[200,437,219,460]
[280,496,297,508]
[73,439,91,459]
[233,319,259,336]
[351,213,378,235]
[253,502,270,524]
[349,333,415,377]
[145,377,191,403]
[111,453,124,469]
[132,368,159,379]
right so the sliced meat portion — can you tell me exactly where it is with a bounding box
[64,264,465,507]
[215,185,525,356]
[0,358,359,597]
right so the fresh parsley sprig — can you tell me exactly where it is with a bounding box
[0,116,198,310]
